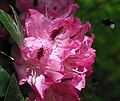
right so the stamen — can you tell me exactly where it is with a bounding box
[45,4,48,18]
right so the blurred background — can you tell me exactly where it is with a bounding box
[74,0,120,101]
[0,0,120,101]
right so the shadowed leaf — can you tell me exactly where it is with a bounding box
[4,74,24,101]
[0,65,10,97]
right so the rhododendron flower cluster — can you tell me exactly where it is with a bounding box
[12,1,96,101]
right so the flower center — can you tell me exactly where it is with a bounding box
[50,26,64,40]
[36,47,44,59]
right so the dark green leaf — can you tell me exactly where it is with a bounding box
[20,82,31,98]
[0,65,10,97]
[4,74,24,101]
[0,9,23,45]
[10,6,24,40]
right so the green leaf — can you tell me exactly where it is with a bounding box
[4,74,24,101]
[10,6,24,40]
[0,65,10,97]
[0,9,23,45]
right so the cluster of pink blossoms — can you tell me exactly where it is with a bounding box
[12,0,96,101]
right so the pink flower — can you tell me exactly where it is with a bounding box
[28,83,80,101]
[59,34,95,90]
[16,0,74,26]
[12,5,96,100]
[43,83,80,101]
[16,0,73,17]
[39,0,75,19]
[61,72,86,91]
[20,37,52,65]
[62,35,96,75]
[25,8,88,42]
[25,9,50,38]
[12,36,53,99]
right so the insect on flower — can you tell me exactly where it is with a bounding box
[102,18,115,29]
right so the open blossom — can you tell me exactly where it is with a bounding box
[20,37,52,65]
[12,4,96,100]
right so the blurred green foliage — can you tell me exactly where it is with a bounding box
[74,0,120,101]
